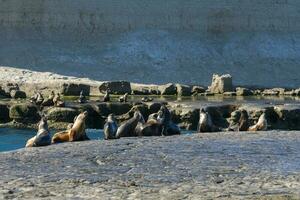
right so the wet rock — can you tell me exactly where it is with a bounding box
[208,74,233,94]
[236,87,254,96]
[262,88,285,96]
[178,108,200,130]
[9,103,39,123]
[97,102,132,116]
[75,104,105,129]
[99,81,131,95]
[10,90,26,99]
[45,107,79,123]
[0,104,9,123]
[274,105,300,130]
[131,84,160,95]
[61,83,90,96]
[191,86,206,94]
[158,83,177,95]
[223,92,237,96]
[148,102,163,114]
[176,84,192,96]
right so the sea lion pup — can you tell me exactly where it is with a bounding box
[42,91,55,106]
[78,90,87,104]
[52,111,89,143]
[26,117,51,147]
[119,93,128,103]
[197,108,219,132]
[53,93,65,107]
[103,90,110,102]
[116,111,142,138]
[248,113,268,132]
[157,105,180,136]
[104,114,118,140]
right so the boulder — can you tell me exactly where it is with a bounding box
[148,102,164,114]
[158,83,177,95]
[178,108,200,130]
[9,103,39,123]
[0,104,10,123]
[236,87,254,96]
[61,83,90,96]
[46,107,79,122]
[99,81,131,95]
[208,74,233,94]
[75,104,105,129]
[176,84,192,96]
[10,90,26,99]
[274,105,300,130]
[97,102,132,116]
[191,86,206,94]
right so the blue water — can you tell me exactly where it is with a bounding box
[0,128,105,152]
[0,128,194,152]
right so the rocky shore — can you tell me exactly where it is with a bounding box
[0,131,299,199]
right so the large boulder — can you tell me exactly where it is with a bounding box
[208,74,233,94]
[0,104,10,123]
[176,84,192,96]
[274,105,300,130]
[158,83,177,95]
[10,90,26,99]
[74,104,105,129]
[99,81,131,95]
[177,108,200,130]
[61,83,90,96]
[131,84,160,95]
[46,107,79,122]
[236,87,254,96]
[97,102,132,116]
[9,103,39,123]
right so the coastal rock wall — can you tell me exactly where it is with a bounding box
[0,0,300,87]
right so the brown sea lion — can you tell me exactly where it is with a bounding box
[104,114,118,140]
[53,93,65,107]
[52,111,89,143]
[116,111,142,138]
[42,91,55,106]
[26,117,51,147]
[238,109,250,131]
[157,105,180,136]
[198,108,219,132]
[248,113,268,132]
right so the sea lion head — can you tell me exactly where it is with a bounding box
[38,116,48,131]
[107,114,116,122]
[76,111,88,122]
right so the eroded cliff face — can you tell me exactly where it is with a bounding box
[0,0,300,87]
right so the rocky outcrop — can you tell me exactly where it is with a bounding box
[9,103,39,123]
[61,83,90,96]
[176,84,192,96]
[45,107,79,123]
[208,74,233,94]
[99,81,131,95]
[236,87,253,96]
[158,83,177,95]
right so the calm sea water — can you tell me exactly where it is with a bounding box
[0,128,105,152]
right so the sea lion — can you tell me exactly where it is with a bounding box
[52,111,89,143]
[103,90,110,102]
[116,111,142,138]
[142,96,153,102]
[238,109,250,131]
[227,109,249,132]
[197,108,219,132]
[248,113,268,132]
[104,114,118,140]
[53,93,65,107]
[119,93,128,103]
[134,113,146,136]
[78,90,87,104]
[42,91,55,106]
[157,105,180,136]
[147,113,159,123]
[25,117,51,147]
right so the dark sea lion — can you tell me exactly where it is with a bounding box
[42,91,55,106]
[238,109,250,131]
[157,105,180,136]
[248,113,268,131]
[78,90,87,104]
[104,114,118,140]
[26,117,51,147]
[116,111,142,138]
[52,111,88,143]
[103,90,110,102]
[198,108,219,132]
[119,93,128,103]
